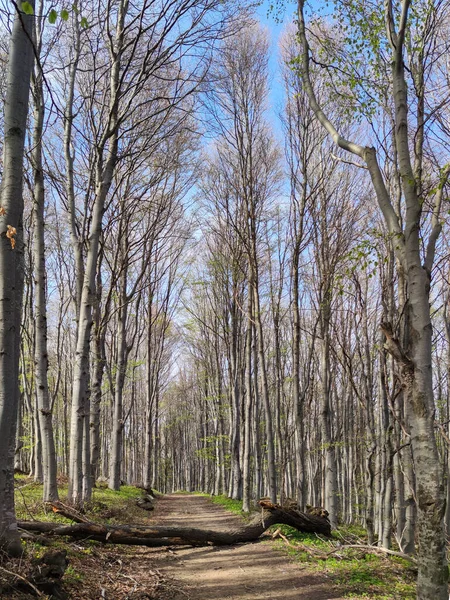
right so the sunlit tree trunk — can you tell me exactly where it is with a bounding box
[30,10,59,502]
[297,1,449,594]
[0,0,34,555]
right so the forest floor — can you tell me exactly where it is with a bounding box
[144,493,345,600]
[2,480,417,599]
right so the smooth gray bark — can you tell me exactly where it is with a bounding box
[253,279,277,502]
[90,262,107,486]
[30,11,59,503]
[319,297,338,529]
[242,290,253,513]
[229,301,242,499]
[0,0,34,555]
[109,238,130,490]
[68,0,123,505]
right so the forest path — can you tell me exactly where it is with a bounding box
[145,494,344,600]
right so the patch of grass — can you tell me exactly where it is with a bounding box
[15,479,69,523]
[14,476,143,524]
[92,484,142,504]
[209,494,244,515]
[64,564,84,584]
[270,524,416,599]
[337,523,367,539]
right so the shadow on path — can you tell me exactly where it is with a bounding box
[143,494,344,600]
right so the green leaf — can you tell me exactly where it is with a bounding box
[80,16,88,28]
[48,8,57,23]
[61,8,69,20]
[21,1,34,14]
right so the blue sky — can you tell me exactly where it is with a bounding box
[255,1,297,137]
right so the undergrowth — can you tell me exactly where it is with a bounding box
[273,525,416,600]
[14,475,142,524]
[14,482,418,600]
[209,494,245,515]
[208,494,416,600]
[7,476,153,599]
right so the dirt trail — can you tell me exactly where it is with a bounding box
[147,494,344,600]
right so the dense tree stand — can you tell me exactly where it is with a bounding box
[17,501,331,547]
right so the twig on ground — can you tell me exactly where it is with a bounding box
[326,544,417,564]
[0,565,44,597]
[14,485,37,521]
[271,530,328,559]
[46,501,92,524]
[271,530,416,565]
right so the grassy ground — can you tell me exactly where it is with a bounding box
[209,494,416,600]
[8,482,418,599]
[15,474,143,525]
[3,476,162,599]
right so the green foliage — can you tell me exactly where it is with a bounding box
[21,1,34,15]
[47,6,89,27]
[14,476,142,524]
[270,523,416,599]
[209,494,244,515]
[65,565,84,583]
[301,0,436,126]
[195,435,230,462]
[48,8,57,23]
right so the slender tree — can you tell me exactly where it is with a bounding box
[297,0,450,596]
[0,0,35,554]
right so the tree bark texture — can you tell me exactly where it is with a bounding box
[297,1,448,597]
[31,13,59,503]
[17,503,331,546]
[0,1,35,555]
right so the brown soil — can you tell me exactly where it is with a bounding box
[2,493,346,599]
[143,494,345,600]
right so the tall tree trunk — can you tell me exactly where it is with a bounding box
[31,15,59,502]
[0,0,34,555]
[90,262,107,486]
[68,0,124,505]
[242,289,253,513]
[320,296,338,529]
[230,300,242,499]
[253,280,277,503]
[144,293,154,490]
[109,249,129,490]
[292,250,306,506]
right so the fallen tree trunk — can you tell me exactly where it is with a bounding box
[17,503,331,547]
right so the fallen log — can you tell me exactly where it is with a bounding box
[46,501,90,523]
[136,494,155,511]
[17,502,331,547]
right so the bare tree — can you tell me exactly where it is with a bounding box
[297,0,450,596]
[30,0,59,503]
[205,22,282,506]
[0,0,35,555]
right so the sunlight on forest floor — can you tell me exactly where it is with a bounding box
[209,494,417,600]
[6,479,418,599]
[5,477,166,599]
[14,474,143,523]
